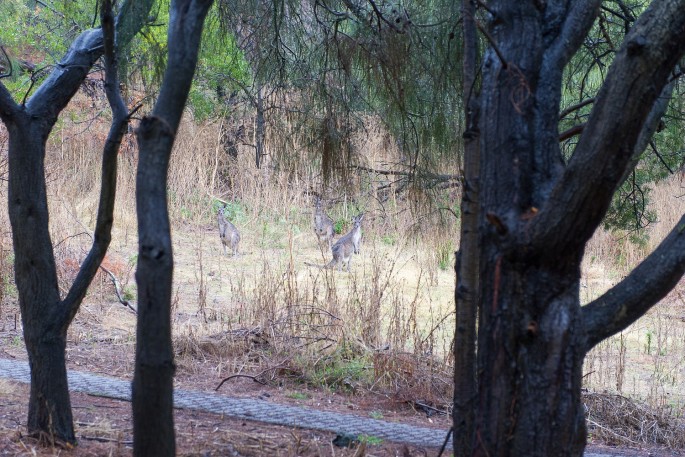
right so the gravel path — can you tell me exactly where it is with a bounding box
[0,358,616,455]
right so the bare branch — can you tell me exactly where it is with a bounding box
[559,124,585,142]
[99,265,137,313]
[528,0,685,255]
[583,214,685,349]
[559,98,595,120]
[0,82,19,123]
[60,0,132,326]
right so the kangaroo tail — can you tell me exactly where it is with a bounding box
[304,260,335,269]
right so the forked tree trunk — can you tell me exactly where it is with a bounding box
[463,1,685,456]
[0,0,153,443]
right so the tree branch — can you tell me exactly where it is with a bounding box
[60,0,131,326]
[583,214,685,349]
[545,0,602,66]
[558,124,585,142]
[528,0,685,255]
[559,98,595,120]
[153,0,213,133]
[0,82,19,123]
[617,75,677,188]
[25,0,154,124]
[532,1,601,200]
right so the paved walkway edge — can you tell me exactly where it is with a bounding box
[0,358,451,449]
[0,358,619,456]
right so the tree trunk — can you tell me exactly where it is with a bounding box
[6,113,75,443]
[25,334,74,443]
[132,117,177,456]
[0,0,157,445]
[131,1,212,455]
[474,256,586,456]
[255,84,265,168]
[453,1,479,455]
[469,2,596,455]
[467,1,685,455]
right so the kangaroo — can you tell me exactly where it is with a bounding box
[217,206,240,256]
[306,213,363,272]
[313,196,335,249]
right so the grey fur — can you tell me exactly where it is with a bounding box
[218,206,240,256]
[314,196,335,249]
[307,213,364,272]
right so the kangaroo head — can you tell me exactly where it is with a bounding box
[354,213,364,226]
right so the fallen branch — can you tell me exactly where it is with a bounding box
[215,359,292,391]
[99,265,136,313]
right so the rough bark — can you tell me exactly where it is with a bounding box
[453,1,479,455]
[0,0,152,444]
[470,1,685,456]
[131,1,213,455]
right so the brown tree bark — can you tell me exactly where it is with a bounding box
[131,1,213,455]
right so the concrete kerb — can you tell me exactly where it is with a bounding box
[0,358,451,449]
[0,358,616,456]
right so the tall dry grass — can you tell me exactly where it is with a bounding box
[2,87,685,436]
[0,92,459,409]
[583,176,685,438]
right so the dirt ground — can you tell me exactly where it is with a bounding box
[0,378,682,457]
[0,224,683,456]
[0,294,683,456]
[0,309,454,456]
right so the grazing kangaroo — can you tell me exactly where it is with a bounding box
[313,196,335,249]
[306,213,364,272]
[217,206,240,256]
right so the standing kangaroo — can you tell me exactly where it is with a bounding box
[313,196,335,249]
[217,206,240,256]
[306,213,364,272]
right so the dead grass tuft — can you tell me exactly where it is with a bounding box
[585,391,685,449]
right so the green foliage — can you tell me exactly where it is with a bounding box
[560,1,684,235]
[645,329,654,355]
[0,1,73,96]
[603,169,656,235]
[381,234,396,246]
[307,343,371,390]
[287,392,309,400]
[333,218,346,235]
[436,239,454,271]
[358,435,383,445]
[215,200,246,224]
[123,286,136,302]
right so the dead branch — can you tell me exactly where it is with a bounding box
[99,265,136,313]
[215,359,292,391]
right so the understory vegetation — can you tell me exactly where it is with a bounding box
[0,87,684,449]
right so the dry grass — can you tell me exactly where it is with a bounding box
[2,89,685,452]
[585,391,685,448]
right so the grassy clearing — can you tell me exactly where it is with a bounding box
[1,93,685,448]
